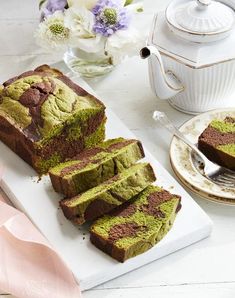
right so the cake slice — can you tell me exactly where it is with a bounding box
[0,65,106,174]
[198,117,235,170]
[49,138,145,197]
[60,163,156,224]
[90,185,181,262]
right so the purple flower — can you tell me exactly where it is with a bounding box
[41,0,67,20]
[92,0,131,37]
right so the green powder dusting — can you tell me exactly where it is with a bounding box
[210,119,235,133]
[66,125,82,141]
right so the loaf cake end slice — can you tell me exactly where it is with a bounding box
[0,65,106,174]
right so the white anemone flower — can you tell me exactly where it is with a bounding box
[35,11,70,50]
[65,6,105,53]
[64,6,95,38]
[105,26,144,65]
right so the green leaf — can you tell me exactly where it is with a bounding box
[39,0,47,9]
[125,0,134,6]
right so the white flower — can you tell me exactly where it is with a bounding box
[65,6,105,53]
[35,11,70,50]
[65,6,95,38]
[67,0,98,10]
[105,26,144,65]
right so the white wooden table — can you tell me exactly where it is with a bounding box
[1,1,235,297]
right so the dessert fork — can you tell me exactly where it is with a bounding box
[153,111,235,189]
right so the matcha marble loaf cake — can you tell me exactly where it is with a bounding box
[49,138,144,197]
[198,117,235,170]
[0,65,106,174]
[60,163,156,225]
[90,185,181,262]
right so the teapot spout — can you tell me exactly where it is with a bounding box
[140,46,184,100]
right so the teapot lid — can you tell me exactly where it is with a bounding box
[166,0,235,42]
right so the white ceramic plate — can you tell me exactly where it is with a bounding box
[170,108,235,205]
[0,76,212,291]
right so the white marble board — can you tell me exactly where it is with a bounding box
[0,78,212,291]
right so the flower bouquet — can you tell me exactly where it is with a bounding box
[36,0,143,77]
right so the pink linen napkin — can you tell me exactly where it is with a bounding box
[0,168,81,298]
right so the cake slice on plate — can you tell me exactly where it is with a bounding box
[90,185,181,262]
[198,117,235,170]
[60,163,156,224]
[49,138,145,197]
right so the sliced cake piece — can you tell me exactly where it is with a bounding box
[60,163,156,225]
[198,117,235,170]
[90,185,181,262]
[49,138,145,197]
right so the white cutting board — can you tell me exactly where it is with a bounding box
[0,77,212,291]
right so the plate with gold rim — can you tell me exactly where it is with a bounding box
[170,108,235,205]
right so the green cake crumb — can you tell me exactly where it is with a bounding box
[0,97,31,129]
[210,119,235,133]
[84,121,106,148]
[36,153,62,174]
[217,144,235,157]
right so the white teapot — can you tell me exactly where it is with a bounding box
[141,0,235,114]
